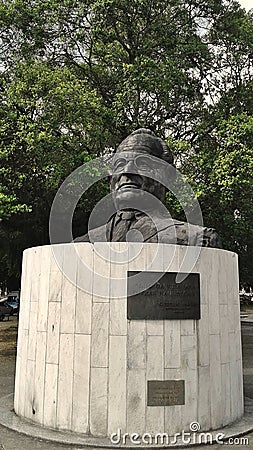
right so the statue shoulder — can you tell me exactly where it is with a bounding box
[180,222,222,248]
[74,223,108,243]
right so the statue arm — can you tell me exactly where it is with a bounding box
[74,233,90,242]
[196,227,222,248]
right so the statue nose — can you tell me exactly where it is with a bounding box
[121,159,136,173]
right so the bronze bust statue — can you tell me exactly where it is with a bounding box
[75,128,221,247]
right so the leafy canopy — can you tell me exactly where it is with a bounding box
[0,0,253,287]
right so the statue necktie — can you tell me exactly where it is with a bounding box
[111,211,136,242]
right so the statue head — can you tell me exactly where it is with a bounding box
[110,128,174,210]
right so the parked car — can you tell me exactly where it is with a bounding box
[240,292,253,306]
[0,298,13,321]
[7,290,20,303]
[6,290,20,316]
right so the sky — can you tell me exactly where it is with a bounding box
[239,0,252,10]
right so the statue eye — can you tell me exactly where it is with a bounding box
[135,156,152,170]
[113,158,127,171]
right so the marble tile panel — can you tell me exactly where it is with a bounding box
[108,336,127,434]
[14,355,21,413]
[164,320,181,369]
[181,335,198,428]
[228,303,235,333]
[127,321,146,369]
[72,334,91,433]
[229,360,238,422]
[181,336,198,429]
[57,333,74,429]
[233,302,241,333]
[164,368,183,436]
[128,243,146,271]
[75,290,92,335]
[48,270,62,302]
[37,250,50,332]
[27,301,38,361]
[62,244,78,299]
[228,331,236,362]
[197,248,212,305]
[236,359,244,417]
[109,242,128,296]
[19,253,29,330]
[60,296,76,335]
[234,329,242,362]
[109,274,127,302]
[126,369,146,435]
[24,358,35,419]
[146,336,164,435]
[197,304,209,367]
[33,331,47,424]
[231,255,239,305]
[93,243,110,302]
[43,363,58,428]
[221,363,231,426]
[91,303,109,367]
[30,279,40,303]
[210,334,222,429]
[208,255,220,335]
[75,244,93,334]
[110,298,127,336]
[147,336,164,380]
[218,251,228,305]
[181,335,197,371]
[17,312,30,359]
[197,365,211,431]
[109,243,127,336]
[50,245,64,273]
[90,367,108,436]
[14,328,29,416]
[163,244,179,273]
[181,369,198,431]
[229,332,243,422]
[75,243,94,295]
[180,320,196,336]
[109,242,129,264]
[32,246,42,288]
[226,252,237,301]
[46,301,61,364]
[146,320,164,336]
[219,305,229,364]
[60,247,77,334]
[145,243,164,272]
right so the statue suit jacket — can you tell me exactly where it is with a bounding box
[75,212,221,248]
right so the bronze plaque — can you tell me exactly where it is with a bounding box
[127,271,200,320]
[147,380,185,406]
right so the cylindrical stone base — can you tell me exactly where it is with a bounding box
[14,243,243,437]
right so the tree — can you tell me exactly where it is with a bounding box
[0,0,252,287]
[0,60,111,288]
[174,83,253,285]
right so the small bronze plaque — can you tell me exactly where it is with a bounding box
[147,380,185,406]
[127,271,200,320]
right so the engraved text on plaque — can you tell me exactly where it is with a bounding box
[127,271,200,320]
[147,380,185,406]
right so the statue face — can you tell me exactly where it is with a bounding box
[110,151,166,210]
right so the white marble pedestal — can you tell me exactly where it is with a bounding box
[14,243,243,438]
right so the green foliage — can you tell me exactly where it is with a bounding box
[177,109,253,285]
[0,0,253,287]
